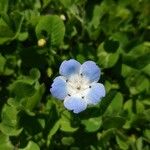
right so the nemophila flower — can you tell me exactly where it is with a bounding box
[50,59,106,113]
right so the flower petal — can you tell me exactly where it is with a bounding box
[50,76,68,100]
[86,83,105,105]
[64,96,87,113]
[59,59,81,77]
[80,61,101,82]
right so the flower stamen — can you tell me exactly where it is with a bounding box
[77,86,81,90]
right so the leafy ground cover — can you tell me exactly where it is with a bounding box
[0,0,150,149]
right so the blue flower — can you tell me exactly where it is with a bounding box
[50,59,106,113]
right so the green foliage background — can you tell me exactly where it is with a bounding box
[0,0,150,149]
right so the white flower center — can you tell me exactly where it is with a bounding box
[66,74,90,96]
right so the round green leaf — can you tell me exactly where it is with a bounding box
[8,81,36,98]
[81,117,102,132]
[36,15,65,46]
[29,68,41,80]
[98,43,119,68]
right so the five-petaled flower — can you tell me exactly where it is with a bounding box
[50,59,106,113]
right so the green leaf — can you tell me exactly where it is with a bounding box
[116,135,129,150]
[143,129,150,139]
[106,92,123,115]
[61,137,74,146]
[60,118,78,132]
[47,120,60,146]
[60,0,74,8]
[60,111,78,132]
[99,90,117,115]
[116,130,129,150]
[97,43,119,68]
[0,133,14,150]
[103,116,126,129]
[7,98,21,108]
[36,15,65,46]
[87,2,107,39]
[44,101,60,146]
[97,128,115,145]
[142,64,150,77]
[22,84,45,111]
[81,117,102,132]
[136,100,145,114]
[19,141,40,150]
[23,9,41,26]
[17,32,28,41]
[0,18,11,34]
[42,0,52,9]
[125,73,149,95]
[90,5,103,29]
[123,99,133,115]
[136,137,143,150]
[123,43,150,69]
[142,98,150,106]
[0,123,22,136]
[1,104,18,127]
[0,12,24,44]
[29,68,41,80]
[0,54,6,74]
[8,81,36,98]
[0,0,8,13]
[0,22,14,44]
[121,64,137,78]
[0,104,22,136]
[13,69,41,85]
[143,109,150,122]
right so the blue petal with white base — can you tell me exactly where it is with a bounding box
[64,96,87,113]
[80,61,101,82]
[50,76,67,100]
[59,59,81,77]
[86,83,105,105]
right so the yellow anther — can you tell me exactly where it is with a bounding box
[38,38,46,47]
[60,14,66,21]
